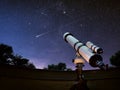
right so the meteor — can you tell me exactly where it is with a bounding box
[35,31,50,38]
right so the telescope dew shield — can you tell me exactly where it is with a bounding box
[86,41,103,54]
[63,32,104,68]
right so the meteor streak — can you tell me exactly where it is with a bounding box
[35,31,50,38]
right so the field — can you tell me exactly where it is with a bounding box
[0,66,120,90]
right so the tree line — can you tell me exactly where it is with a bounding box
[44,62,72,71]
[0,43,120,70]
[0,43,72,71]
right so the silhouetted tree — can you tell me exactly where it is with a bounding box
[26,63,36,69]
[11,55,36,69]
[12,55,28,66]
[0,43,36,69]
[57,62,66,71]
[0,44,13,65]
[110,50,120,67]
[45,62,71,71]
[48,64,58,71]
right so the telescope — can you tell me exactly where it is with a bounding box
[63,32,106,70]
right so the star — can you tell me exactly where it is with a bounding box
[28,22,32,25]
[80,24,83,27]
[63,10,66,14]
[40,12,47,16]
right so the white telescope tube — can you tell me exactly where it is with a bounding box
[86,41,103,54]
[63,32,105,69]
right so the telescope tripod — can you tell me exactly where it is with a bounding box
[70,57,89,90]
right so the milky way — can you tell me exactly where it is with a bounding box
[0,0,120,70]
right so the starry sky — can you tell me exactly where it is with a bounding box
[0,0,120,70]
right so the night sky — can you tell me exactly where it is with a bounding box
[0,0,120,70]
